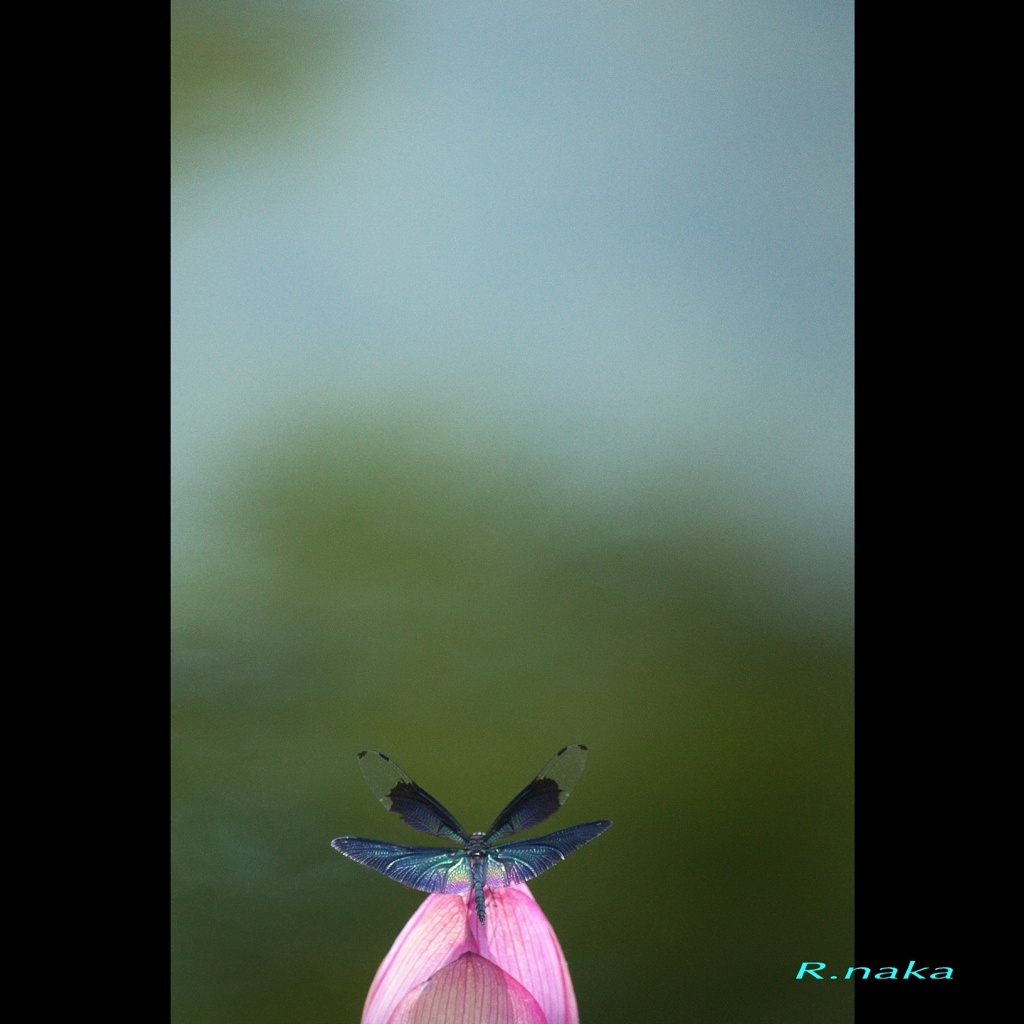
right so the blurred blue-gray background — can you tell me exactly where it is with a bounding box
[172,2,854,1020]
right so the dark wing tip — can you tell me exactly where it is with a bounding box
[357,750,369,759]
[578,744,588,751]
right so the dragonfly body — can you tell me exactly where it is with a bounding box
[467,833,488,922]
[332,745,611,922]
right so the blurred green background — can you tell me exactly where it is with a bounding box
[172,2,853,1021]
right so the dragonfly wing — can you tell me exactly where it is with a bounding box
[485,820,612,887]
[484,744,590,842]
[331,837,472,894]
[357,750,470,843]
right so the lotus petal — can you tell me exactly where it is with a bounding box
[473,885,578,1024]
[387,952,548,1024]
[362,894,477,1024]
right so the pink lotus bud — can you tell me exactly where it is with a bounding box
[362,884,579,1024]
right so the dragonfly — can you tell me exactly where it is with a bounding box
[331,744,612,922]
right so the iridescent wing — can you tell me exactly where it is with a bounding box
[331,837,473,894]
[484,820,613,887]
[357,750,470,843]
[484,744,590,843]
